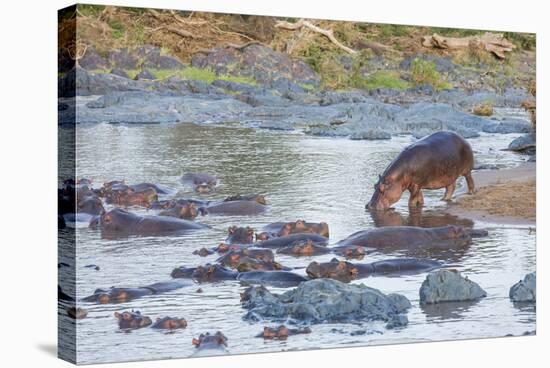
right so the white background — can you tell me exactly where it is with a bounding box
[0,0,546,367]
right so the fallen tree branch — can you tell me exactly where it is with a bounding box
[147,25,198,39]
[195,40,263,54]
[275,19,357,54]
[421,32,515,59]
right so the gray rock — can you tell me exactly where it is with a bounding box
[110,68,129,79]
[419,269,487,304]
[350,129,392,140]
[241,278,409,327]
[482,119,531,134]
[134,69,156,81]
[508,134,536,152]
[509,272,536,302]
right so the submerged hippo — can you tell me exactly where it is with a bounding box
[256,325,312,339]
[105,186,158,207]
[306,258,443,283]
[158,202,198,220]
[224,194,267,205]
[98,208,208,238]
[203,200,267,216]
[237,271,308,287]
[217,248,275,267]
[226,226,255,244]
[82,280,191,304]
[114,310,152,330]
[181,172,217,194]
[152,317,188,330]
[192,331,228,354]
[263,220,330,238]
[336,225,474,250]
[171,264,239,282]
[235,258,288,272]
[367,131,475,210]
[276,240,332,256]
[255,233,328,249]
[67,307,88,320]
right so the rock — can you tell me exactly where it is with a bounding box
[509,272,536,302]
[79,46,110,70]
[349,129,392,140]
[508,133,536,152]
[191,44,320,89]
[108,48,141,69]
[241,278,409,327]
[474,163,500,170]
[134,69,156,81]
[527,155,536,162]
[400,54,457,74]
[419,269,487,304]
[482,119,531,134]
[110,68,129,79]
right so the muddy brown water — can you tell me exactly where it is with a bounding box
[58,118,535,364]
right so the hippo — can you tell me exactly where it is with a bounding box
[114,310,152,329]
[217,248,275,267]
[263,220,330,238]
[158,202,198,220]
[336,225,474,250]
[256,325,312,339]
[58,285,74,302]
[193,247,215,257]
[255,233,328,249]
[129,183,174,195]
[76,195,104,216]
[181,172,217,193]
[330,245,367,260]
[306,258,443,283]
[171,264,239,282]
[82,280,191,304]
[213,243,250,254]
[224,194,267,205]
[276,240,332,257]
[98,208,208,238]
[226,226,255,244]
[203,200,267,216]
[367,131,475,210]
[105,186,158,207]
[237,271,308,287]
[67,307,88,320]
[235,258,288,272]
[192,331,228,355]
[152,317,188,330]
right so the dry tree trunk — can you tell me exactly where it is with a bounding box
[275,19,357,54]
[421,32,515,59]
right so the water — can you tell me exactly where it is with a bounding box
[59,122,536,364]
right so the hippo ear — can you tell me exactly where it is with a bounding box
[192,338,200,346]
[228,226,235,234]
[114,312,121,319]
[247,228,254,235]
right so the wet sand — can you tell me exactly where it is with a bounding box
[448,162,536,225]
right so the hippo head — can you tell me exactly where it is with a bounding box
[439,225,469,241]
[192,331,228,349]
[174,203,198,220]
[154,317,188,330]
[195,182,215,194]
[100,208,139,233]
[94,288,131,304]
[306,258,359,283]
[288,240,317,255]
[227,226,255,244]
[114,310,152,329]
[192,264,236,282]
[278,223,294,237]
[255,232,273,241]
[367,174,403,211]
[338,245,366,260]
[236,258,282,272]
[77,196,104,215]
[263,326,290,339]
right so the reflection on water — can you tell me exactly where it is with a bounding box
[58,123,535,364]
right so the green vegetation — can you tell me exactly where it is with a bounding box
[353,71,410,90]
[108,19,125,39]
[410,58,451,90]
[378,24,410,37]
[76,4,105,17]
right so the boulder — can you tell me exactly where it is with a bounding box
[509,272,536,302]
[508,133,536,152]
[134,69,156,81]
[241,278,410,328]
[419,269,487,304]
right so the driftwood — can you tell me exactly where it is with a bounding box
[421,32,515,59]
[275,19,357,54]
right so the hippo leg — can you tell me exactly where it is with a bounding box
[464,173,476,194]
[442,182,456,201]
[408,186,424,208]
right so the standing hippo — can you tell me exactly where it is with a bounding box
[98,208,209,238]
[367,131,475,210]
[336,225,474,250]
[181,172,217,194]
[306,258,443,283]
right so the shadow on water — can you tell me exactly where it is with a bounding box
[421,300,481,320]
[367,207,474,228]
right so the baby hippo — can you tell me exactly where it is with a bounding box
[226,226,255,244]
[114,310,152,329]
[257,325,312,339]
[158,202,198,220]
[152,317,188,330]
